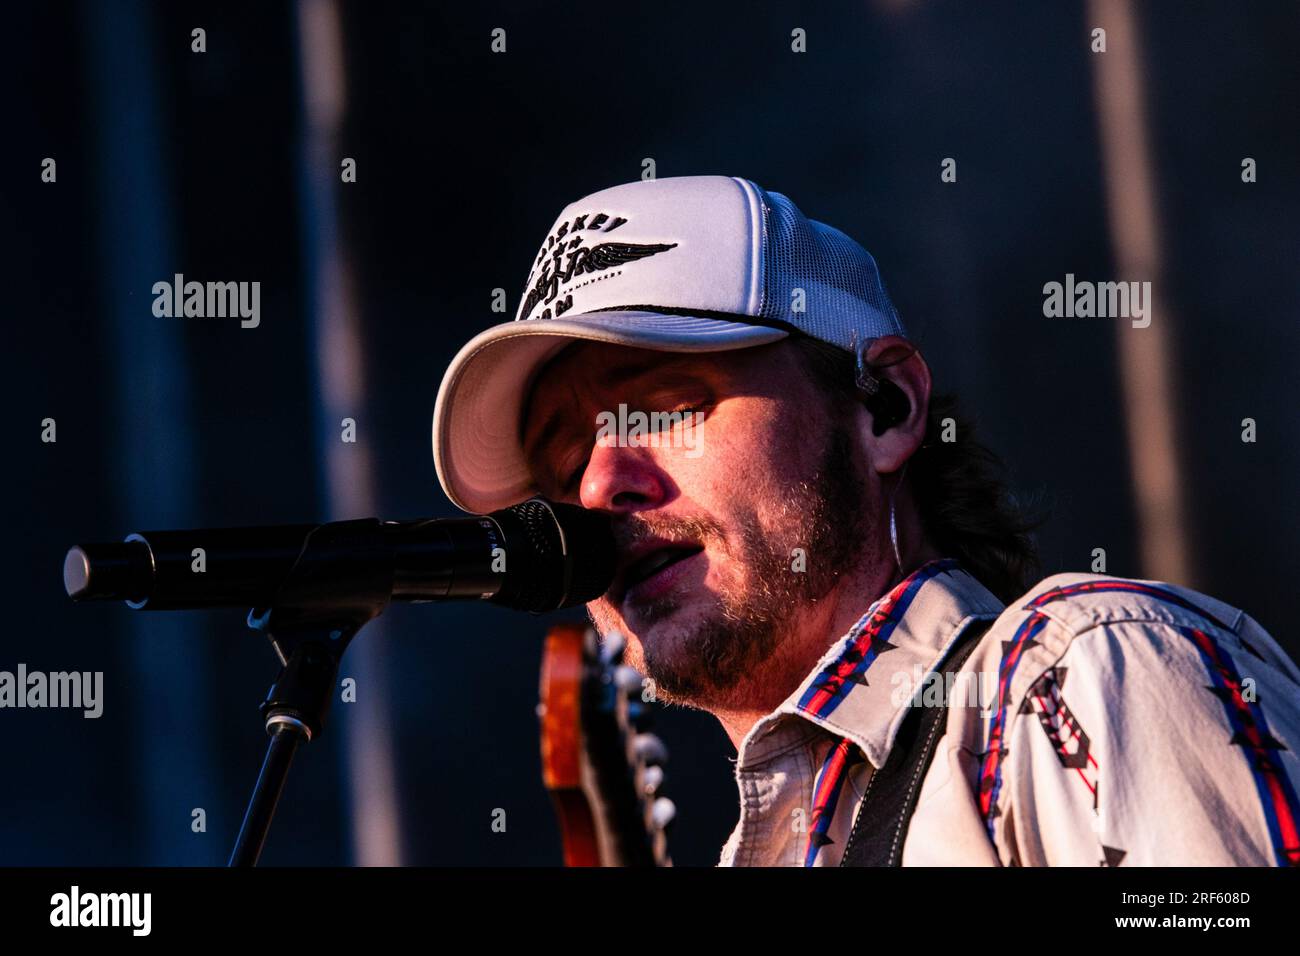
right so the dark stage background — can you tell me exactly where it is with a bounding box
[5,1,1298,865]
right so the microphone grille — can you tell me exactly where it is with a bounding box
[489,499,614,612]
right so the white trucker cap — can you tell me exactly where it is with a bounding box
[432,175,906,514]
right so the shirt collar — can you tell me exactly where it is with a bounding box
[738,559,1004,769]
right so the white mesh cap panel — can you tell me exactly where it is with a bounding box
[753,184,905,348]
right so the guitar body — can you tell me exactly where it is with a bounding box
[538,622,672,867]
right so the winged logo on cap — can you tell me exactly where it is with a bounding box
[521,240,678,320]
[578,241,678,270]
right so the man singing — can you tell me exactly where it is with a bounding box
[431,175,1300,866]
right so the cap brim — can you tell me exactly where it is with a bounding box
[432,311,788,513]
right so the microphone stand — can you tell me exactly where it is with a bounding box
[227,519,394,866]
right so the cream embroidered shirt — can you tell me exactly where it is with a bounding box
[718,560,1300,867]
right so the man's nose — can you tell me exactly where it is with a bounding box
[578,436,668,514]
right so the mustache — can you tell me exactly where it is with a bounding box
[611,512,727,554]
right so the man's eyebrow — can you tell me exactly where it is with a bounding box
[602,358,664,382]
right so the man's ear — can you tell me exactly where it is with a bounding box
[859,336,931,474]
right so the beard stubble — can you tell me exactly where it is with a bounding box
[589,422,875,712]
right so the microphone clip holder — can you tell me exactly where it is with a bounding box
[227,519,397,867]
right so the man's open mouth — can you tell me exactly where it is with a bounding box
[615,543,705,603]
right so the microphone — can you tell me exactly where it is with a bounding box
[63,497,615,614]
